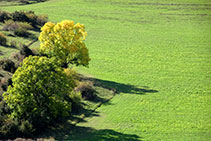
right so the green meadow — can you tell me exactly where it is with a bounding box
[1,0,211,140]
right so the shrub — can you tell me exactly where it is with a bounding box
[3,20,33,31]
[2,20,19,31]
[3,56,75,128]
[39,20,90,67]
[20,0,30,4]
[0,11,11,22]
[36,15,48,27]
[0,32,7,46]
[12,11,29,23]
[68,91,82,112]
[64,68,82,111]
[20,45,34,57]
[2,20,32,37]
[75,81,97,100]
[11,11,47,28]
[17,22,33,30]
[0,70,13,96]
[10,41,17,48]
[20,0,47,4]
[0,59,16,73]
[14,28,29,37]
[0,118,20,138]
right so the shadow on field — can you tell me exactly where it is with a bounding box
[39,124,142,141]
[80,76,158,95]
[36,76,146,140]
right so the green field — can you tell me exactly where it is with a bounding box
[1,0,211,140]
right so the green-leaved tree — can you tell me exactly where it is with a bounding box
[3,56,75,126]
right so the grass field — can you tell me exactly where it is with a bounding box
[1,0,211,140]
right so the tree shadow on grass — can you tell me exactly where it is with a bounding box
[36,76,156,140]
[0,44,17,49]
[70,106,101,123]
[79,75,158,95]
[39,124,142,141]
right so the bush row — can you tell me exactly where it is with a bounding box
[0,10,48,28]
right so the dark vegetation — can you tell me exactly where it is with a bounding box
[0,0,47,6]
[0,10,47,28]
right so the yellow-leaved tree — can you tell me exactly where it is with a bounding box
[39,20,90,67]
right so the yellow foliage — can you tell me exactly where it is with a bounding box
[39,20,90,66]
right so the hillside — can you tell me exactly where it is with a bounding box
[1,0,211,140]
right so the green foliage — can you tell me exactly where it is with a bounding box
[0,10,47,28]
[10,40,17,48]
[75,81,96,100]
[0,58,16,73]
[14,28,29,37]
[12,11,48,28]
[0,11,11,22]
[3,20,33,32]
[17,21,33,30]
[3,56,75,127]
[68,91,82,112]
[0,118,19,138]
[0,32,7,46]
[39,20,90,67]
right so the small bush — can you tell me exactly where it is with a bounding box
[12,11,29,23]
[0,59,16,73]
[14,28,29,37]
[23,11,38,27]
[20,0,30,4]
[75,81,97,100]
[0,118,20,138]
[1,77,12,92]
[68,91,82,112]
[17,22,33,30]
[20,45,34,57]
[0,11,11,22]
[10,41,17,48]
[3,20,33,32]
[20,0,47,4]
[2,20,19,31]
[0,32,7,46]
[36,15,48,26]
